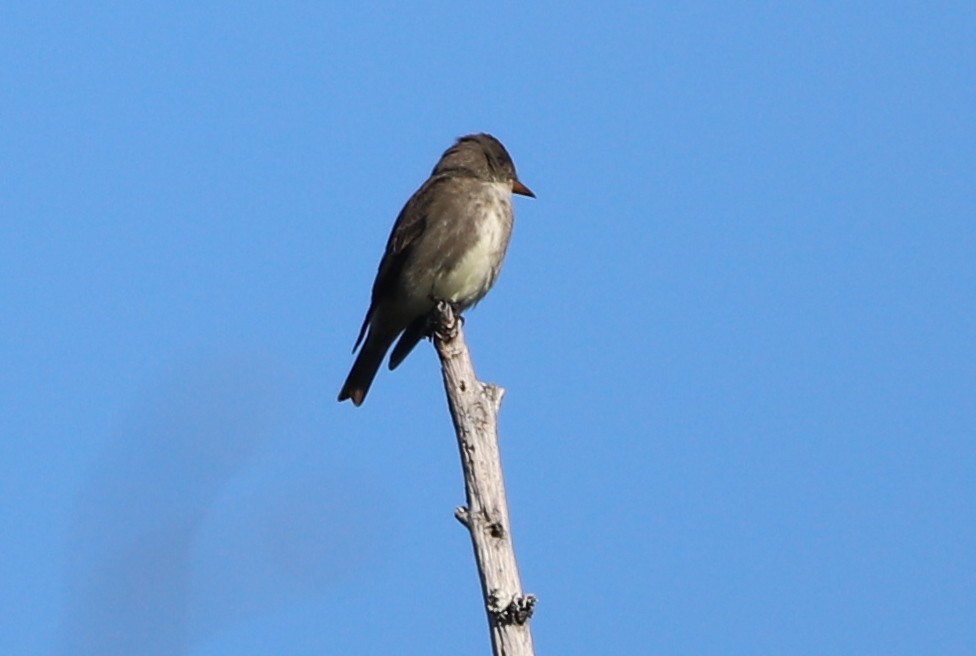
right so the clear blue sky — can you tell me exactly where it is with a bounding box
[2,3,973,655]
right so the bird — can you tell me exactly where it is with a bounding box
[338,133,534,406]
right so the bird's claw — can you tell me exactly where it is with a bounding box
[427,299,461,340]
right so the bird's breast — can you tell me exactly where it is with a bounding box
[428,182,513,308]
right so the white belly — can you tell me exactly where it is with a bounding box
[432,219,504,302]
[432,182,511,306]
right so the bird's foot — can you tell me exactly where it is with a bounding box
[427,299,461,341]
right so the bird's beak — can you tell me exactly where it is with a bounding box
[512,179,536,198]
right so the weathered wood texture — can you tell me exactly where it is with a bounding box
[432,302,536,656]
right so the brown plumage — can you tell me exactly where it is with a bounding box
[338,134,534,406]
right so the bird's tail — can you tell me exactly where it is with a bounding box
[388,316,428,370]
[337,331,395,406]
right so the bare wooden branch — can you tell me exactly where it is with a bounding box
[431,301,536,656]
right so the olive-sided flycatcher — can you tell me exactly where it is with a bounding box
[338,134,534,406]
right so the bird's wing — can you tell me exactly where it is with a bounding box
[351,175,446,351]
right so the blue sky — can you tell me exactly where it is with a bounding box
[2,3,974,655]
